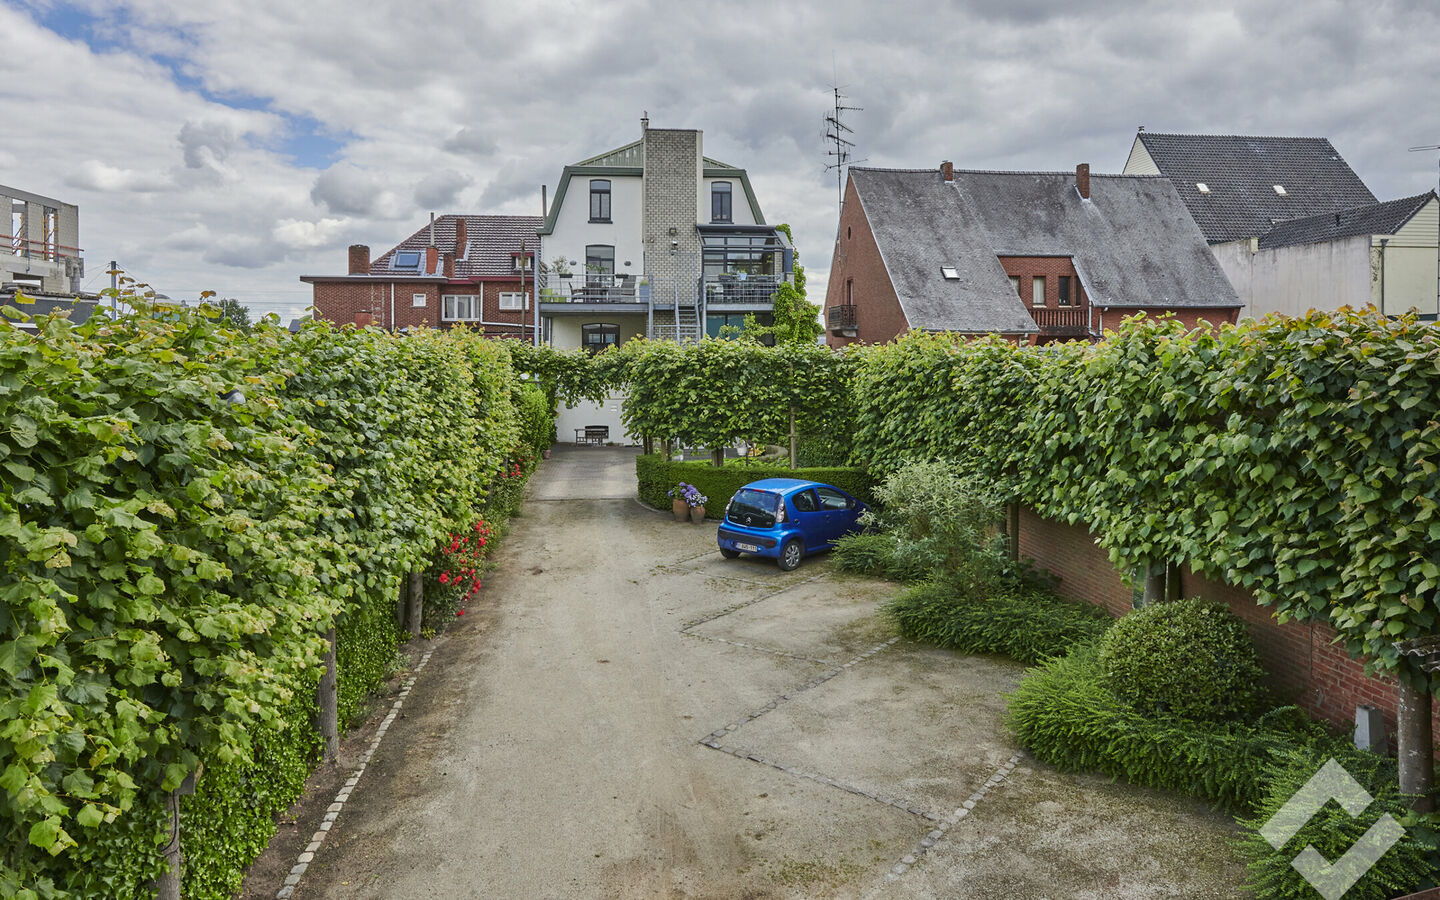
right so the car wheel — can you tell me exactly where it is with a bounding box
[720,548,741,559]
[778,539,803,571]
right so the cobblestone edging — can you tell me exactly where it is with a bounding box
[274,649,435,900]
[866,754,1024,896]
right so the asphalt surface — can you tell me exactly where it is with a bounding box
[288,446,1244,899]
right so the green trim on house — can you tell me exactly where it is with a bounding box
[540,161,766,236]
[703,167,765,225]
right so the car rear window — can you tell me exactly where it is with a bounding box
[728,489,778,527]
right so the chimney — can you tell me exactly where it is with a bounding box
[429,212,436,246]
[1076,163,1091,200]
[455,217,467,258]
[941,160,954,182]
[443,251,455,279]
[641,110,649,132]
[348,244,370,275]
[425,245,438,274]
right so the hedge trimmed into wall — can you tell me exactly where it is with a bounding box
[635,455,873,518]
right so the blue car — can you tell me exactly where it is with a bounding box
[716,478,867,571]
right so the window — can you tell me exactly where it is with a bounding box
[589,180,611,222]
[581,323,619,355]
[791,490,819,513]
[393,250,421,269]
[816,486,852,511]
[1009,275,1021,297]
[498,292,528,311]
[1058,276,1074,307]
[711,182,732,222]
[1195,182,1211,194]
[412,292,427,308]
[940,265,959,280]
[511,252,532,271]
[846,278,854,304]
[1273,184,1287,196]
[441,295,479,321]
[585,245,615,282]
[1031,276,1045,307]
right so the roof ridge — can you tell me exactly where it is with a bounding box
[1266,190,1435,228]
[1139,132,1338,143]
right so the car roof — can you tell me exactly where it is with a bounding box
[739,478,827,493]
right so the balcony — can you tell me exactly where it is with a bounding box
[538,274,641,304]
[1030,305,1089,338]
[828,304,857,335]
[703,273,782,306]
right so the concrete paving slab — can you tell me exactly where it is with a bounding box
[689,575,899,662]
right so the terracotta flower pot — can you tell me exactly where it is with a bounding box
[689,505,706,524]
[672,499,689,521]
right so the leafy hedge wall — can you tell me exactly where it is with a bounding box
[635,456,873,518]
[0,304,529,899]
[849,311,1440,681]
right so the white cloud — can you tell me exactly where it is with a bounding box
[413,170,472,210]
[273,217,347,250]
[66,160,172,193]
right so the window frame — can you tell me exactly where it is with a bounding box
[580,322,620,355]
[1058,275,1075,307]
[440,294,480,322]
[498,292,529,311]
[589,179,612,223]
[1031,275,1046,308]
[711,181,733,223]
[412,292,428,308]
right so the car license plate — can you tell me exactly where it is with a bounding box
[736,542,760,553]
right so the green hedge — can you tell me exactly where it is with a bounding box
[635,455,873,518]
[1006,647,1329,813]
[884,581,1114,665]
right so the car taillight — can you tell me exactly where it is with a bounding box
[775,504,786,523]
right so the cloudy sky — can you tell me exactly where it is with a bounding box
[3,0,1437,322]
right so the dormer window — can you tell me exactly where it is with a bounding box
[392,250,421,269]
[711,182,733,223]
[512,252,533,271]
[589,180,611,222]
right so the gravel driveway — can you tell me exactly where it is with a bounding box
[279,446,1246,899]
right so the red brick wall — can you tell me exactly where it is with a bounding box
[998,257,1087,310]
[1097,307,1240,333]
[310,278,532,336]
[825,178,911,348]
[1018,506,1432,739]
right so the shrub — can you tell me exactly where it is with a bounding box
[1096,598,1267,722]
[515,381,556,452]
[833,532,900,578]
[866,460,1007,596]
[884,581,1113,664]
[1006,647,1328,813]
[1236,744,1440,899]
[423,519,494,631]
[635,456,873,518]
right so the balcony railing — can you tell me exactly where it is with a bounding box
[828,304,857,333]
[538,274,639,304]
[1030,305,1089,336]
[703,274,782,305]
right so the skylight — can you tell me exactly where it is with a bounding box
[940,266,959,280]
[1273,185,1288,195]
[393,250,421,268]
[1195,182,1211,194]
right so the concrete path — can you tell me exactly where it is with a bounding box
[287,448,1245,899]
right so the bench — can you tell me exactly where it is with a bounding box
[575,425,609,445]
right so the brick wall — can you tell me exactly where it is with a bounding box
[825,178,910,347]
[1018,506,1437,740]
[310,278,531,335]
[642,128,702,300]
[997,256,1086,309]
[1097,306,1240,332]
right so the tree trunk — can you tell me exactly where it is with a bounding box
[407,569,424,639]
[642,434,653,455]
[788,407,798,470]
[711,448,724,468]
[394,576,406,630]
[318,627,339,764]
[1141,563,1167,607]
[1398,675,1434,811]
[156,789,181,900]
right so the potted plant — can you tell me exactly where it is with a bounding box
[668,482,707,523]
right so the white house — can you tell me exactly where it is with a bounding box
[537,120,795,443]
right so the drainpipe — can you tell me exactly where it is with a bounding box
[1379,238,1389,316]
[389,283,395,332]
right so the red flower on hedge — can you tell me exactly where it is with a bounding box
[439,572,450,584]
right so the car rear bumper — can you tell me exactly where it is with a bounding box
[717,525,782,557]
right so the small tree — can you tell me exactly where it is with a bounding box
[213,297,252,330]
[739,223,823,346]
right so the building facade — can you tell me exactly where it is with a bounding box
[303,215,543,336]
[3,184,83,295]
[537,121,795,441]
[825,163,1241,348]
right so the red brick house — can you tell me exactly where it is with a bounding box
[825,163,1243,347]
[302,214,543,337]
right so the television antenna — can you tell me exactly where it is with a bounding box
[824,87,865,217]
[1409,141,1440,319]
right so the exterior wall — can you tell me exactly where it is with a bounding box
[1380,197,1439,317]
[825,178,911,347]
[1095,306,1239,333]
[1016,506,1440,740]
[701,176,758,226]
[549,313,646,444]
[1,185,82,293]
[310,278,531,334]
[997,257,1086,310]
[543,174,645,287]
[1121,139,1161,176]
[643,129,703,304]
[1211,236,1373,319]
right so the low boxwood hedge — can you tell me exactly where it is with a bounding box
[635,455,873,518]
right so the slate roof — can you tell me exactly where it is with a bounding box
[848,167,1239,334]
[1135,133,1378,243]
[1258,191,1436,250]
[370,215,543,278]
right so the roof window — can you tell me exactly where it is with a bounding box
[1273,185,1287,195]
[393,250,421,269]
[1195,182,1211,194]
[940,266,959,280]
